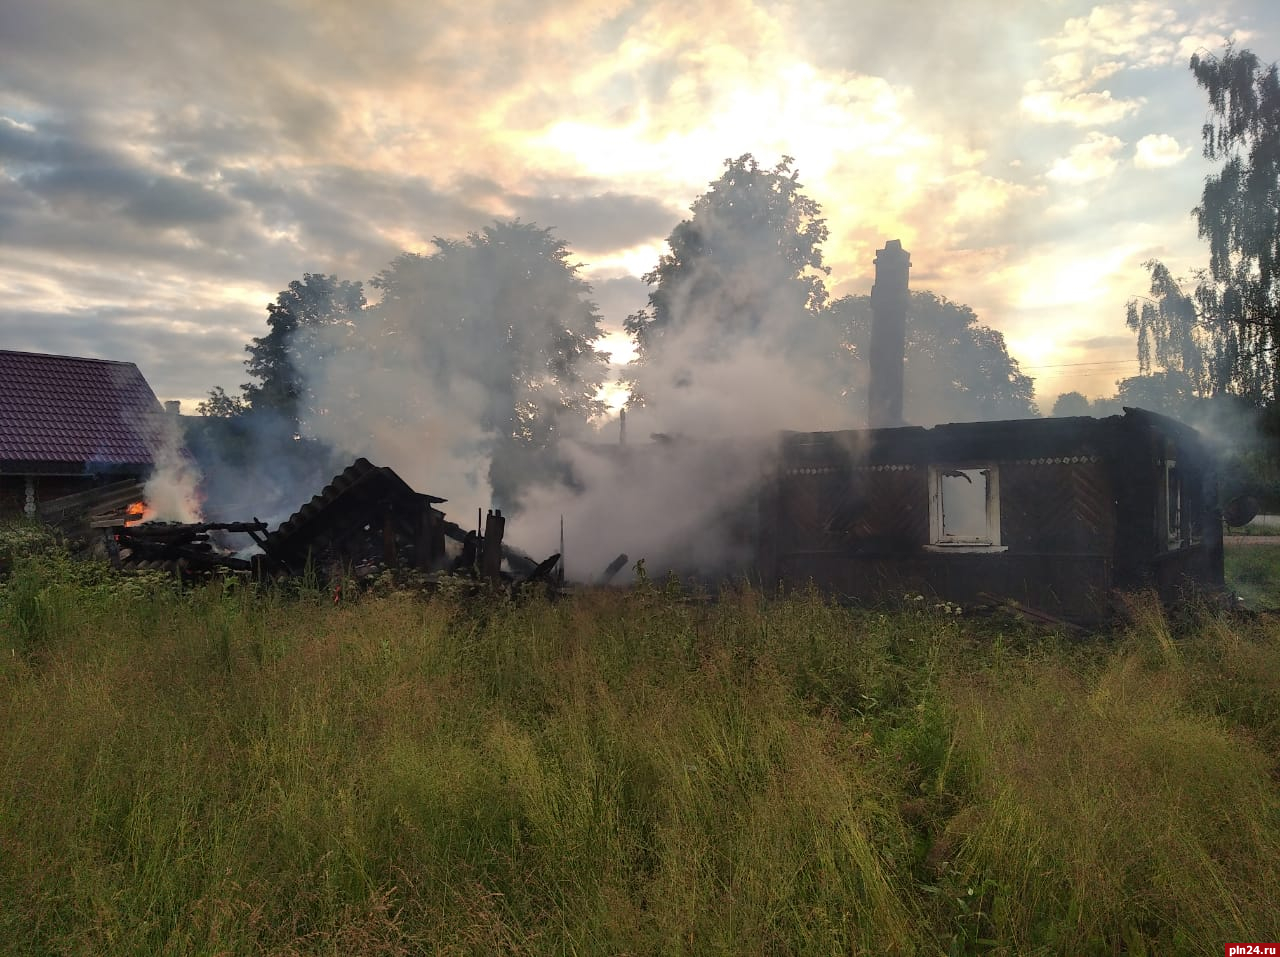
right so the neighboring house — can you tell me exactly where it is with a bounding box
[760,408,1223,623]
[0,349,166,520]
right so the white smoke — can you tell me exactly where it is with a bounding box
[300,316,494,519]
[144,411,204,523]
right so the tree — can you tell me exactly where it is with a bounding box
[1191,44,1280,401]
[365,221,609,510]
[831,291,1038,422]
[624,154,830,402]
[196,385,247,418]
[1051,391,1092,417]
[241,274,366,424]
[1125,260,1217,395]
[1113,370,1199,417]
[1131,46,1280,401]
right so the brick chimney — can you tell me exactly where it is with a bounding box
[867,239,910,428]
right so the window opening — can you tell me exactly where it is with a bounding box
[1165,461,1182,549]
[941,469,988,541]
[928,465,1004,551]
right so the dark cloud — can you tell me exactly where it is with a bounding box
[3,118,238,226]
[0,304,253,401]
[0,108,488,296]
[509,191,678,255]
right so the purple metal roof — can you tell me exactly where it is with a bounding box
[0,349,165,472]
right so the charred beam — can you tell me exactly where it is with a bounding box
[599,553,629,584]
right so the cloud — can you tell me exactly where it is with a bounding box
[1020,2,1245,127]
[1021,89,1144,126]
[507,191,679,255]
[1133,133,1191,168]
[585,274,650,331]
[1071,334,1134,349]
[1047,132,1125,183]
[1043,2,1184,67]
[0,303,254,403]
[0,0,1273,438]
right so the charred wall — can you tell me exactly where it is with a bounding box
[760,409,1222,622]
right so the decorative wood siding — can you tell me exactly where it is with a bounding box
[999,460,1114,555]
[775,465,928,554]
[765,441,1127,620]
[775,458,1115,560]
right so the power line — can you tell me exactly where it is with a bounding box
[1019,359,1140,371]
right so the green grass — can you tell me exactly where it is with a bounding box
[1225,542,1280,610]
[2,537,1279,955]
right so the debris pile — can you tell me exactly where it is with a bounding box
[110,521,267,575]
[41,457,562,593]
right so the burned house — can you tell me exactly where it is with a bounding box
[759,410,1222,621]
[753,241,1223,622]
[261,457,450,576]
[0,349,169,522]
[258,457,560,588]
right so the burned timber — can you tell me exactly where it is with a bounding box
[37,457,562,593]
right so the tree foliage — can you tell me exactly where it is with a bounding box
[1125,260,1217,395]
[196,385,247,418]
[624,154,830,402]
[1192,45,1280,400]
[366,220,608,509]
[832,291,1038,422]
[241,274,366,424]
[1121,45,1280,403]
[1050,391,1092,417]
[1114,370,1200,417]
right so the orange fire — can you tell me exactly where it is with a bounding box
[123,501,153,526]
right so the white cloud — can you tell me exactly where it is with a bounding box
[1023,3,1245,127]
[1044,3,1182,68]
[1021,88,1144,126]
[1133,133,1191,168]
[1047,132,1125,183]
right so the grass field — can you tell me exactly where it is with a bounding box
[2,529,1279,955]
[1226,541,1280,610]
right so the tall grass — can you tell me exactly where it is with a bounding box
[1,547,1278,955]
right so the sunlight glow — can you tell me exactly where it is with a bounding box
[596,379,630,413]
[1007,334,1057,367]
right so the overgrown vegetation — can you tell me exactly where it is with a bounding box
[1225,542,1280,610]
[2,524,1278,955]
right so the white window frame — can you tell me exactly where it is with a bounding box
[925,464,1007,553]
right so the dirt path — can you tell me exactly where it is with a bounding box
[1224,536,1280,546]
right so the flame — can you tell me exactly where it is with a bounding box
[123,501,153,526]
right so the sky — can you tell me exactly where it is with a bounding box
[2,0,1276,414]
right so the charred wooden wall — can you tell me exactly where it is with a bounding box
[767,458,1118,619]
[760,410,1222,622]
